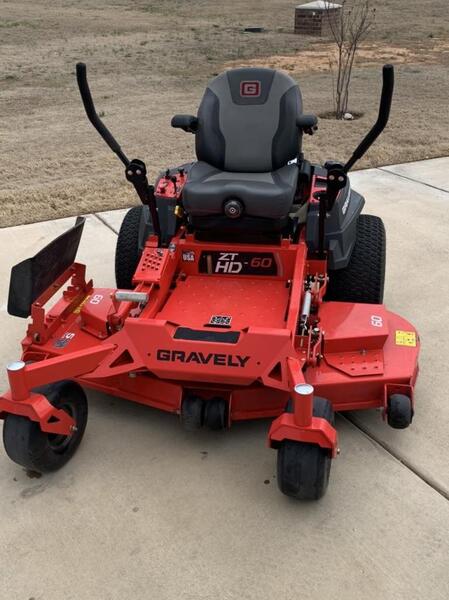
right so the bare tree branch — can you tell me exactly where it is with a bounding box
[325,0,375,118]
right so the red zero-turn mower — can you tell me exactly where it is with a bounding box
[0,63,419,499]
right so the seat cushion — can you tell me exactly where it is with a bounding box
[182,161,299,220]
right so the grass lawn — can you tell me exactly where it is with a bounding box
[1,0,448,227]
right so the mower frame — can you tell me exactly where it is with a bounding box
[0,214,419,458]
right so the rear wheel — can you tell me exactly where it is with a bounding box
[277,397,334,500]
[326,214,386,304]
[3,381,88,472]
[115,206,153,289]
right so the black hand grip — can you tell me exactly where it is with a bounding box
[171,114,198,133]
[344,64,394,172]
[297,114,318,134]
[76,62,129,167]
[379,63,394,125]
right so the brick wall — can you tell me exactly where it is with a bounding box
[294,7,341,36]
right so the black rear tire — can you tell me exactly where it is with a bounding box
[326,214,386,304]
[3,381,88,473]
[115,206,153,289]
[277,397,334,500]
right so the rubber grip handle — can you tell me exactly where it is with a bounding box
[76,62,129,167]
[344,64,395,172]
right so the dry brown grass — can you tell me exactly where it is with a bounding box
[1,0,448,227]
[225,39,449,72]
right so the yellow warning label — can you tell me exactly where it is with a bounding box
[395,330,417,347]
[73,294,91,315]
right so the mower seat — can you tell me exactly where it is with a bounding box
[177,68,306,231]
[183,161,298,220]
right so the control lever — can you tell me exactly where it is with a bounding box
[125,159,161,239]
[317,163,348,259]
[76,62,161,243]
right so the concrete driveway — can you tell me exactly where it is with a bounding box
[0,158,448,600]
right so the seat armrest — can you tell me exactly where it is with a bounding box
[297,114,318,135]
[171,114,199,133]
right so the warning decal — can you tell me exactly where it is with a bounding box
[395,330,417,347]
[73,294,91,314]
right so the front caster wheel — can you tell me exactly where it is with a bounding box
[2,381,88,473]
[387,394,413,429]
[277,397,333,500]
[277,441,331,500]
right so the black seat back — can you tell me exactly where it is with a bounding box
[195,68,303,173]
